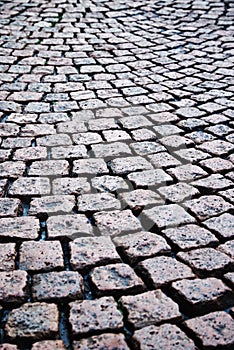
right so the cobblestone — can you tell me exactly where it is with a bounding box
[184,311,234,349]
[70,236,121,272]
[133,324,196,350]
[0,0,234,348]
[73,334,130,350]
[32,271,84,302]
[177,248,233,277]
[69,297,123,336]
[172,277,233,315]
[137,256,194,288]
[90,263,145,297]
[0,270,28,304]
[5,303,59,340]
[120,290,181,329]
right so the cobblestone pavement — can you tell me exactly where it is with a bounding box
[0,0,234,349]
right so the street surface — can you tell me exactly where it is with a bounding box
[0,0,233,349]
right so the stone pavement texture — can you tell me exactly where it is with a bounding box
[0,0,234,349]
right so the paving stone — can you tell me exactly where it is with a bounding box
[157,183,199,203]
[94,210,142,236]
[218,240,234,259]
[168,164,208,182]
[91,142,132,158]
[119,189,163,209]
[198,140,234,156]
[131,128,156,141]
[177,248,233,277]
[120,290,181,329]
[32,271,83,302]
[51,145,88,159]
[132,324,196,350]
[0,161,25,178]
[69,296,123,336]
[0,243,16,271]
[148,152,181,168]
[163,225,218,251]
[184,311,234,349]
[9,177,51,196]
[88,118,119,131]
[29,160,69,176]
[160,135,194,149]
[154,124,181,137]
[78,193,121,212]
[109,156,153,175]
[0,217,40,240]
[19,241,64,272]
[57,121,87,133]
[191,174,233,192]
[203,213,234,239]
[102,129,131,142]
[52,177,90,195]
[137,256,194,288]
[73,159,109,175]
[184,195,232,221]
[219,188,234,203]
[0,123,20,137]
[200,157,233,173]
[91,175,129,193]
[174,148,210,162]
[47,214,93,239]
[90,263,145,297]
[0,270,28,304]
[113,231,170,264]
[130,141,165,156]
[73,333,130,350]
[73,132,103,145]
[31,341,66,350]
[172,277,233,315]
[13,146,47,161]
[37,134,72,147]
[0,198,21,217]
[5,302,59,340]
[142,204,195,230]
[3,138,31,150]
[29,195,75,216]
[127,169,172,188]
[119,115,152,129]
[70,236,120,272]
[176,107,205,118]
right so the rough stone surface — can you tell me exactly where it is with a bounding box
[0,270,28,304]
[94,210,142,236]
[137,256,194,288]
[178,248,234,277]
[113,231,171,264]
[133,324,196,350]
[47,214,93,239]
[172,278,233,315]
[19,241,64,272]
[5,303,59,340]
[69,297,123,336]
[70,236,121,272]
[184,311,234,349]
[32,271,84,301]
[73,334,130,350]
[120,290,181,329]
[90,263,145,297]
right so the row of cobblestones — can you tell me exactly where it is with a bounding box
[0,0,234,349]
